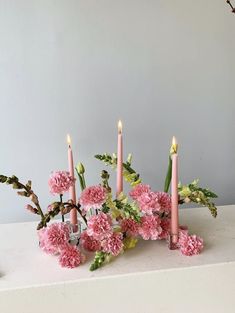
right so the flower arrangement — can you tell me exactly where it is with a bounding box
[0,148,218,271]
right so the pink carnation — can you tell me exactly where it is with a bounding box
[38,222,70,255]
[139,215,162,240]
[80,185,107,211]
[178,229,204,256]
[137,191,160,214]
[120,218,139,237]
[80,231,101,252]
[129,184,151,200]
[158,218,171,239]
[48,171,75,195]
[87,212,112,240]
[155,192,171,213]
[102,232,123,256]
[59,244,85,268]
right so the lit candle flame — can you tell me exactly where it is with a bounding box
[67,134,72,146]
[172,136,177,146]
[171,136,178,154]
[118,120,122,134]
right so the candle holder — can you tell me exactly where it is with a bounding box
[168,234,179,250]
[65,221,82,244]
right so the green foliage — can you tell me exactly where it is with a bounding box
[178,180,218,217]
[123,237,138,250]
[115,199,141,222]
[95,153,141,187]
[90,251,109,271]
[164,155,172,193]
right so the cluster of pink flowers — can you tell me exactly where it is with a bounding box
[38,222,85,268]
[178,228,204,256]
[159,218,171,239]
[138,215,162,240]
[80,185,107,211]
[121,218,139,237]
[155,192,171,213]
[129,184,151,200]
[38,222,70,254]
[84,212,124,256]
[128,184,172,241]
[101,232,123,256]
[129,184,171,214]
[87,212,112,240]
[137,191,160,214]
[59,244,85,268]
[40,167,205,270]
[48,171,75,195]
[80,231,101,252]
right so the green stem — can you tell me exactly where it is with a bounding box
[75,168,86,191]
[60,194,64,222]
[122,163,135,174]
[81,173,86,189]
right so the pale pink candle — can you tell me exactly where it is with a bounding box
[67,134,78,226]
[116,120,123,196]
[171,136,179,244]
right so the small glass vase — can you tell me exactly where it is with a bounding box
[65,221,82,244]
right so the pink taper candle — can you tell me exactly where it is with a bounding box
[116,120,123,197]
[67,134,78,226]
[171,136,179,244]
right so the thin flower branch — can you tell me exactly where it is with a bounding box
[0,174,45,219]
[226,0,235,13]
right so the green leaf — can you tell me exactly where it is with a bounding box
[164,155,172,193]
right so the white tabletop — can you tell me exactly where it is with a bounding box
[0,205,234,291]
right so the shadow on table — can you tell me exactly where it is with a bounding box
[0,271,5,279]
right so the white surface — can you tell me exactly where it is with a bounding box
[0,205,235,313]
[1,0,235,224]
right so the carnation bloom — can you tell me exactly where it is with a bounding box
[129,184,151,200]
[120,218,139,237]
[48,171,75,195]
[38,222,70,255]
[155,192,171,213]
[80,231,101,252]
[80,185,107,211]
[59,244,85,268]
[87,212,112,240]
[178,229,204,256]
[158,218,171,240]
[138,215,162,240]
[102,232,123,256]
[137,191,160,214]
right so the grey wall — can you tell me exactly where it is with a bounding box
[0,0,234,223]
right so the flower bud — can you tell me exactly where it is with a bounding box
[127,153,132,164]
[17,191,28,196]
[30,193,38,203]
[25,204,38,214]
[76,162,85,174]
[12,182,20,189]
[101,170,109,180]
[0,175,7,183]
